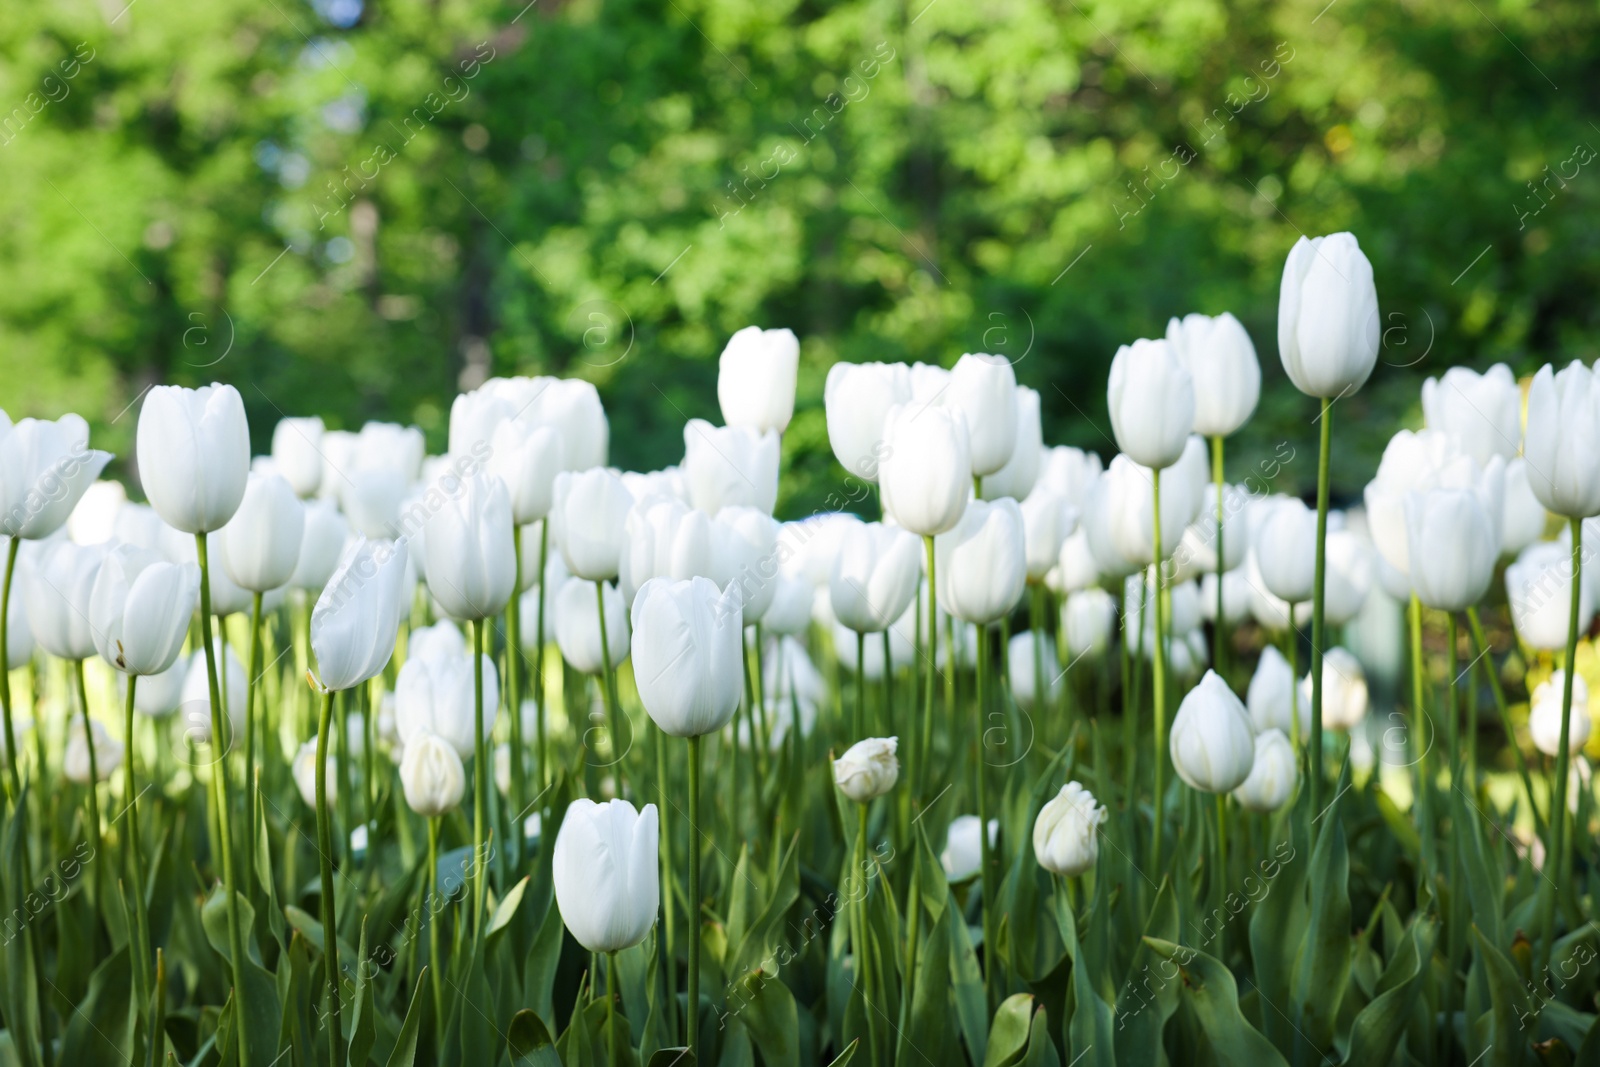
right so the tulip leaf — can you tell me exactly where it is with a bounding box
[948,886,988,1067]
[733,969,799,1067]
[983,993,1035,1067]
[895,894,952,1065]
[488,875,532,943]
[56,946,132,1067]
[646,1049,696,1067]
[823,1039,857,1067]
[1340,916,1435,1066]
[200,887,284,1063]
[1145,939,1288,1066]
[1288,789,1349,1061]
[382,966,428,1067]
[1472,924,1534,1064]
[1451,788,1504,948]
[508,1006,562,1066]
[348,918,377,1067]
[1113,878,1179,1067]
[1051,878,1114,1067]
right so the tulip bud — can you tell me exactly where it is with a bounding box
[1530,672,1591,757]
[1032,781,1106,877]
[289,500,349,592]
[1169,671,1256,794]
[1277,232,1380,399]
[1062,588,1116,659]
[1007,630,1061,712]
[1421,363,1521,465]
[1019,487,1075,582]
[25,540,105,660]
[621,467,690,507]
[292,739,333,808]
[1180,483,1248,575]
[1321,529,1373,626]
[221,471,305,593]
[67,479,123,546]
[181,640,247,740]
[136,384,250,534]
[4,571,33,670]
[311,538,409,692]
[488,420,564,526]
[1243,551,1292,631]
[718,326,800,435]
[554,577,630,674]
[552,468,633,581]
[980,385,1043,503]
[64,719,122,785]
[762,573,813,635]
[1055,529,1100,594]
[127,656,185,716]
[1079,475,1139,581]
[1403,487,1497,612]
[1254,498,1318,605]
[1524,361,1600,519]
[1297,647,1369,732]
[619,498,713,605]
[113,503,164,551]
[834,736,898,802]
[933,499,1023,625]
[879,404,971,537]
[683,420,779,516]
[824,362,910,483]
[271,417,326,498]
[90,544,199,676]
[341,468,407,539]
[712,506,781,621]
[940,815,997,882]
[1166,312,1260,438]
[1102,440,1208,566]
[631,576,743,738]
[0,414,114,540]
[1502,458,1549,557]
[401,730,467,817]
[423,474,516,621]
[948,354,1018,477]
[394,642,499,759]
[1246,645,1295,734]
[528,378,609,472]
[1107,338,1194,470]
[1233,729,1296,812]
[829,522,922,634]
[1507,541,1594,652]
[552,798,659,953]
[1199,568,1251,626]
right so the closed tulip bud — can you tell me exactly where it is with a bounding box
[1403,488,1496,612]
[1502,459,1548,557]
[833,736,898,802]
[1233,729,1296,812]
[1166,312,1260,437]
[136,384,250,534]
[400,731,466,817]
[554,577,629,673]
[1246,645,1295,734]
[341,467,407,539]
[1032,781,1106,877]
[488,420,564,525]
[879,404,972,537]
[830,522,922,634]
[712,506,781,621]
[1296,647,1369,732]
[1169,671,1256,793]
[66,483,124,548]
[25,540,105,660]
[946,353,1016,477]
[824,362,909,482]
[718,326,800,434]
[940,815,997,882]
[1524,361,1600,518]
[1199,568,1251,626]
[1080,476,1140,580]
[1242,551,1292,631]
[1007,630,1061,711]
[4,569,33,670]
[292,739,333,808]
[394,643,498,759]
[631,576,743,737]
[311,538,409,691]
[1507,541,1595,651]
[1107,338,1194,470]
[1180,483,1248,575]
[1530,672,1591,757]
[0,414,114,540]
[221,471,305,593]
[1254,498,1318,604]
[1062,588,1116,659]
[683,420,779,517]
[620,498,713,604]
[423,474,516,621]
[64,719,122,785]
[1037,447,1104,508]
[553,468,633,581]
[181,640,248,740]
[936,498,1026,625]
[290,500,349,591]
[271,417,326,497]
[1320,529,1373,626]
[1019,487,1075,582]
[128,656,185,716]
[553,798,659,953]
[620,467,690,508]
[762,573,813,636]
[112,503,164,551]
[980,387,1043,502]
[1277,232,1380,399]
[1055,529,1099,594]
[1363,430,1471,579]
[90,544,198,675]
[1421,363,1521,464]
[448,387,515,458]
[1102,446,1208,567]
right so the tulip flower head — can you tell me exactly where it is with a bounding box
[1062,588,1117,659]
[1233,729,1297,812]
[423,473,516,621]
[941,815,997,882]
[824,361,910,483]
[25,540,105,661]
[1524,361,1600,519]
[394,639,499,759]
[1507,541,1595,652]
[222,471,305,593]
[829,521,922,634]
[64,719,123,785]
[553,798,660,953]
[271,417,326,498]
[1169,670,1256,793]
[718,325,800,435]
[1246,645,1296,735]
[878,403,971,537]
[0,414,114,540]
[631,576,744,738]
[834,736,899,802]
[1297,647,1369,732]
[1033,781,1106,877]
[1421,363,1522,465]
[1530,672,1591,757]
[554,577,630,674]
[935,497,1026,625]
[1107,338,1194,470]
[401,730,467,817]
[1007,630,1062,711]
[1277,232,1380,400]
[1166,312,1260,438]
[90,543,199,676]
[310,538,409,692]
[950,353,1019,477]
[553,467,634,581]
[683,420,779,516]
[1403,487,1497,612]
[136,384,250,534]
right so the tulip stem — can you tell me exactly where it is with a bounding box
[686,734,702,1060]
[0,537,19,798]
[855,801,881,1067]
[606,950,621,1067]
[123,673,154,1017]
[1407,594,1434,880]
[195,533,251,1067]
[854,632,866,741]
[973,629,996,1013]
[1029,584,1046,754]
[1465,607,1545,841]
[921,536,937,800]
[315,687,343,1067]
[1151,469,1168,872]
[1445,611,1464,1018]
[655,724,677,1043]
[1537,519,1582,979]
[72,661,104,909]
[1211,434,1226,675]
[426,815,443,1054]
[595,580,627,796]
[245,591,262,892]
[1285,621,1299,747]
[472,617,488,938]
[507,524,526,871]
[1308,396,1332,820]
[536,520,550,797]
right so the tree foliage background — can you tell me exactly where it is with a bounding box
[3,0,1596,515]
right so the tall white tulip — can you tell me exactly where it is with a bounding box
[1421,363,1521,464]
[24,540,105,660]
[552,467,632,582]
[64,719,122,784]
[310,538,409,691]
[1277,232,1380,399]
[1524,361,1600,518]
[1233,729,1296,812]
[400,731,467,817]
[1530,672,1591,757]
[980,386,1042,501]
[1079,475,1139,580]
[935,498,1026,625]
[879,404,971,537]
[1297,647,1369,732]
[222,471,305,593]
[1320,529,1373,626]
[4,573,32,670]
[949,354,1018,477]
[1107,338,1193,469]
[394,644,499,759]
[0,414,113,539]
[423,474,516,621]
[1169,671,1256,793]
[718,326,799,435]
[1403,487,1497,612]
[941,815,997,882]
[488,421,564,525]
[829,522,922,634]
[1019,487,1075,583]
[271,417,326,498]
[1062,588,1116,659]
[136,384,250,533]
[833,737,899,801]
[1502,458,1548,556]
[1246,645,1296,734]
[713,506,781,621]
[553,798,659,953]
[290,499,349,591]
[527,378,608,472]
[1507,541,1595,651]
[1036,447,1104,511]
[1166,312,1260,437]
[554,577,629,673]
[90,544,198,675]
[631,576,744,737]
[1033,781,1106,877]
[1254,498,1318,605]
[824,362,909,482]
[1007,630,1061,711]
[683,420,779,516]
[620,497,713,604]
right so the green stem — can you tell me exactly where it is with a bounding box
[854,632,866,740]
[1446,611,1464,1019]
[472,618,488,938]
[1029,584,1046,754]
[245,591,263,889]
[1152,469,1168,871]
[427,816,443,1054]
[316,687,342,1067]
[856,802,881,1067]
[123,673,153,1016]
[536,521,549,795]
[1409,595,1435,878]
[921,535,937,801]
[607,951,621,1067]
[974,629,996,1012]
[594,581,625,795]
[1285,620,1299,747]
[656,723,677,1043]
[1211,434,1226,674]
[1465,607,1546,840]
[1214,793,1227,958]
[1537,519,1582,978]
[150,948,166,1067]
[686,734,702,1060]
[73,661,103,908]
[0,538,19,798]
[507,524,525,870]
[1309,396,1332,818]
[196,533,250,1067]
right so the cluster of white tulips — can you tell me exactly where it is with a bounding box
[1,230,1596,1066]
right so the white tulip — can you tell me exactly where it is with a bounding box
[394,643,499,759]
[311,538,409,691]
[1421,363,1521,464]
[1032,781,1106,877]
[834,736,898,801]
[762,573,813,635]
[488,421,564,525]
[1007,630,1061,712]
[1524,361,1600,519]
[980,386,1043,503]
[718,326,800,435]
[1233,729,1297,812]
[824,362,909,482]
[1107,338,1194,469]
[879,403,972,537]
[290,499,349,591]
[1102,440,1208,565]
[292,739,333,808]
[1019,487,1075,582]
[112,503,164,551]
[180,640,247,741]
[1179,483,1248,575]
[1246,645,1296,735]
[221,471,305,593]
[24,540,104,660]
[67,480,125,546]
[940,815,997,882]
[619,497,713,605]
[1254,498,1318,605]
[712,506,781,621]
[620,467,690,508]
[400,731,467,817]
[1277,232,1380,399]
[683,420,779,516]
[1036,447,1104,510]
[949,354,1017,477]
[1530,672,1591,757]
[340,467,408,538]
[271,417,326,497]
[1079,475,1140,580]
[552,468,633,582]
[89,544,198,675]
[631,576,744,738]
[1242,551,1292,631]
[935,498,1026,625]
[554,577,629,674]
[64,719,122,785]
[1055,529,1099,594]
[1404,488,1497,612]
[829,522,922,635]
[1166,312,1260,437]
[0,414,114,540]
[136,384,250,534]
[423,474,516,621]
[1169,670,1256,793]
[552,798,658,953]
[1062,588,1116,659]
[1507,541,1595,651]
[1502,458,1548,557]
[1320,529,1372,626]
[4,568,33,670]
[1297,647,1369,732]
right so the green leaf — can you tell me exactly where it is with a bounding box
[348,917,377,1067]
[1020,1004,1061,1067]
[1341,916,1436,1066]
[1471,925,1533,1064]
[948,886,987,1067]
[983,993,1035,1067]
[383,966,428,1067]
[1249,823,1308,1059]
[1288,803,1350,1059]
[508,1007,562,1066]
[1113,879,1179,1067]
[1051,882,1113,1067]
[57,947,132,1067]
[488,876,532,943]
[895,898,952,1066]
[732,971,799,1067]
[1145,940,1288,1067]
[646,1049,696,1067]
